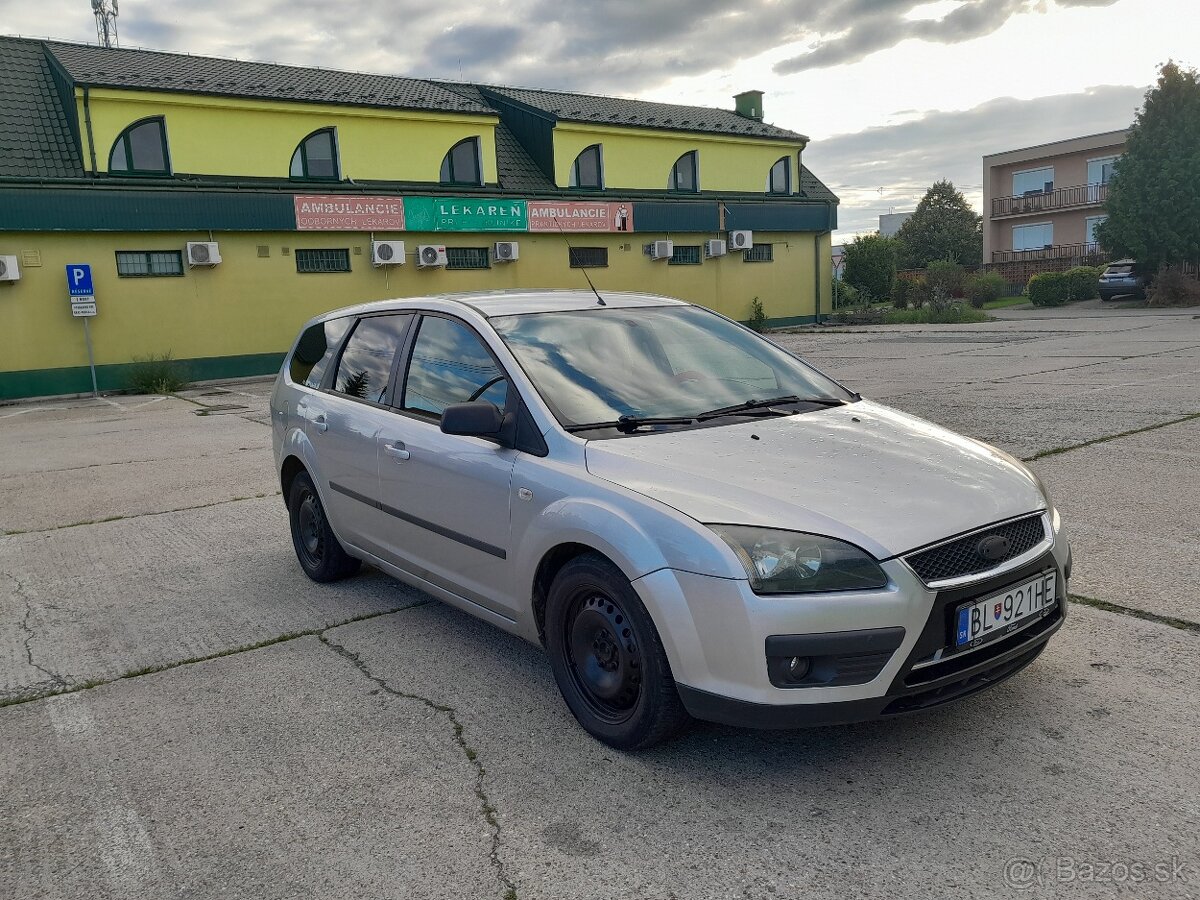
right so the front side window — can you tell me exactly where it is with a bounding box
[1013,166,1053,196]
[440,137,482,185]
[668,151,699,192]
[333,315,413,404]
[402,316,507,418]
[768,157,790,194]
[290,317,353,388]
[1013,222,1053,251]
[115,250,183,277]
[570,144,603,189]
[492,306,853,433]
[109,118,170,175]
[290,128,339,180]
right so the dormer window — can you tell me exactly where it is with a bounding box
[768,156,791,194]
[440,137,483,186]
[668,151,698,192]
[290,128,340,181]
[570,144,603,190]
[108,117,170,176]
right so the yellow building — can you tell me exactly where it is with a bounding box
[0,37,838,399]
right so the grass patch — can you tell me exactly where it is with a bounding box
[882,304,991,324]
[125,352,192,395]
[982,295,1029,310]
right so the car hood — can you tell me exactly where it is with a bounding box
[583,401,1045,560]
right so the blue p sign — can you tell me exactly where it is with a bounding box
[66,264,94,296]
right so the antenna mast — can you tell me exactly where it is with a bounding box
[91,0,120,49]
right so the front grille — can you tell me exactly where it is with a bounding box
[906,514,1046,584]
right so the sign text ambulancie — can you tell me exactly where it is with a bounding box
[294,196,406,231]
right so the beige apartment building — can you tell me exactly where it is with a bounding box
[982,130,1126,264]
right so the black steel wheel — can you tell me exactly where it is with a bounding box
[287,471,360,582]
[546,553,690,749]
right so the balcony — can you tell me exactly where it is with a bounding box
[991,182,1107,218]
[991,242,1102,263]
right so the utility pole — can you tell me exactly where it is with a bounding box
[91,0,119,49]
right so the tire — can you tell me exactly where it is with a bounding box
[545,553,691,749]
[287,471,360,582]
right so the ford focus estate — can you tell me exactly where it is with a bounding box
[271,291,1070,749]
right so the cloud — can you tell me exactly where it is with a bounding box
[805,83,1146,237]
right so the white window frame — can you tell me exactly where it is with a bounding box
[1087,155,1118,185]
[1012,222,1054,252]
[1085,215,1108,244]
[1012,166,1054,196]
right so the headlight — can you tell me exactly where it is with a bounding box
[708,525,889,594]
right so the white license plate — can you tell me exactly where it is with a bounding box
[954,571,1056,648]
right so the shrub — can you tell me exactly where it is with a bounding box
[1027,272,1070,307]
[926,260,967,298]
[907,275,931,308]
[833,280,861,308]
[747,297,768,332]
[842,233,899,301]
[890,277,910,309]
[1064,266,1101,301]
[1147,267,1200,306]
[126,352,191,394]
[884,303,990,324]
[830,304,886,325]
[965,272,1006,308]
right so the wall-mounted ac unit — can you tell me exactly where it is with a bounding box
[417,245,448,268]
[0,255,19,282]
[650,240,674,260]
[728,230,753,251]
[493,241,519,262]
[186,242,222,266]
[705,239,727,258]
[372,240,406,266]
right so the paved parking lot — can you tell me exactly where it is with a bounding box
[2,302,1198,899]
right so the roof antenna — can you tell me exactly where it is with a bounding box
[91,0,120,48]
[554,216,606,305]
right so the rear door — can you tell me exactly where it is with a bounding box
[375,313,519,616]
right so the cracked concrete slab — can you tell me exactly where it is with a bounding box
[0,637,501,900]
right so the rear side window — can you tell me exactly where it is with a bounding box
[332,314,413,404]
[290,317,352,388]
[402,316,507,418]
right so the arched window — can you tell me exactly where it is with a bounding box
[108,117,170,175]
[290,128,340,181]
[570,144,603,189]
[668,151,698,192]
[768,156,791,194]
[440,137,482,186]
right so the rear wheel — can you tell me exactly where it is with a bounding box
[545,553,690,749]
[288,471,360,582]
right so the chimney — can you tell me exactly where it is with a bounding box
[733,90,764,121]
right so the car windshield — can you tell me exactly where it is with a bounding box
[490,305,854,430]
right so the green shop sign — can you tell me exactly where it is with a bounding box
[403,197,528,232]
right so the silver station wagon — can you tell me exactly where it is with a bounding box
[271,290,1070,749]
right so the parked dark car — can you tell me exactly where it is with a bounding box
[1098,260,1147,301]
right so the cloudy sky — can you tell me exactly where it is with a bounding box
[6,0,1193,238]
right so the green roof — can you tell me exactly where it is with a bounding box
[0,37,82,178]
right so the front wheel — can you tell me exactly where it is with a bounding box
[288,471,361,582]
[545,553,690,749]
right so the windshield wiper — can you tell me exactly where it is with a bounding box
[696,395,847,421]
[565,414,697,434]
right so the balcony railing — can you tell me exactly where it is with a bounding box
[992,242,1103,263]
[991,182,1108,217]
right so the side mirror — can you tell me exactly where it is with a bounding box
[441,401,505,438]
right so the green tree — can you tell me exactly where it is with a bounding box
[1096,61,1200,271]
[895,180,983,268]
[842,233,898,301]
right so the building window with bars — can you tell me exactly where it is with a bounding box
[568,247,608,268]
[668,245,702,265]
[743,244,774,263]
[295,249,352,273]
[115,250,184,277]
[446,247,490,270]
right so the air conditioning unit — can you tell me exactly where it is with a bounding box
[372,240,406,266]
[493,241,519,263]
[186,242,222,266]
[705,239,727,258]
[0,255,19,282]
[728,230,753,251]
[417,245,448,268]
[650,240,674,260]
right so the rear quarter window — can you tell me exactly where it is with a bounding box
[289,317,352,388]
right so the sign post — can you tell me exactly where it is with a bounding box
[65,265,99,396]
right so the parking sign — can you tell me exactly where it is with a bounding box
[66,264,94,296]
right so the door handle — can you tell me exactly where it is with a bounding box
[312,413,328,433]
[384,442,410,461]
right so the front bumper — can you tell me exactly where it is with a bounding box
[632,538,1070,728]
